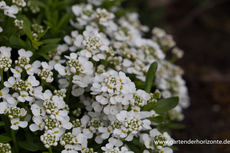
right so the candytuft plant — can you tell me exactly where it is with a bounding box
[0,0,189,153]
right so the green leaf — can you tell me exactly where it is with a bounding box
[148,97,179,113]
[23,18,33,40]
[38,44,58,54]
[16,30,25,36]
[36,52,50,60]
[18,36,28,48]
[45,83,56,90]
[9,35,23,47]
[41,38,60,44]
[17,141,38,151]
[32,0,47,8]
[69,101,85,109]
[32,40,43,50]
[148,115,165,123]
[134,81,145,89]
[166,123,185,129]
[0,135,12,143]
[45,9,56,26]
[145,61,158,93]
[38,26,50,40]
[24,128,33,142]
[0,122,5,126]
[43,20,53,27]
[26,37,32,49]
[58,14,70,29]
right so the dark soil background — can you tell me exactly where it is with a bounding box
[123,0,230,152]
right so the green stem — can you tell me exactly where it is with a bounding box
[41,80,46,90]
[0,69,3,87]
[170,54,177,63]
[1,116,10,135]
[21,69,26,80]
[11,129,19,153]
[48,147,53,153]
[65,75,73,104]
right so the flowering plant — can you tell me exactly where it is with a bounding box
[0,0,189,153]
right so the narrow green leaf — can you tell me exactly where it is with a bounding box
[45,9,56,26]
[17,141,38,151]
[41,38,60,44]
[53,11,59,23]
[134,81,145,89]
[45,83,56,90]
[38,26,50,40]
[23,18,33,40]
[145,61,158,93]
[37,52,50,60]
[166,123,185,129]
[43,20,53,27]
[1,116,11,135]
[148,115,165,124]
[16,30,25,36]
[0,135,12,143]
[26,37,32,49]
[9,35,23,47]
[32,0,47,8]
[18,36,28,48]
[32,40,43,50]
[69,101,85,109]
[24,128,33,142]
[58,14,70,29]
[0,122,5,126]
[38,44,58,54]
[148,97,179,113]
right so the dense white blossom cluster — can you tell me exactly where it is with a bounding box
[0,0,189,153]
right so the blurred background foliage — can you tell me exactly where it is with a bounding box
[122,0,230,153]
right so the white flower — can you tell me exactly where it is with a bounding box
[72,131,87,145]
[0,1,8,10]
[25,60,41,75]
[6,92,19,106]
[40,131,59,148]
[82,126,95,139]
[15,49,32,67]
[50,109,68,121]
[55,64,71,76]
[31,103,46,116]
[71,84,85,97]
[10,118,28,130]
[141,133,154,150]
[72,73,92,88]
[29,86,43,99]
[29,116,45,132]
[49,55,65,66]
[10,66,22,78]
[18,91,33,102]
[0,102,9,114]
[98,125,113,139]
[27,75,40,88]
[59,116,73,130]
[38,62,54,83]
[4,5,19,18]
[62,145,78,153]
[0,87,10,100]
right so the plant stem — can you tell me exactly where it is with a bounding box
[65,75,73,104]
[11,129,19,153]
[0,69,3,87]
[49,147,53,153]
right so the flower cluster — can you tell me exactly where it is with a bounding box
[0,0,189,153]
